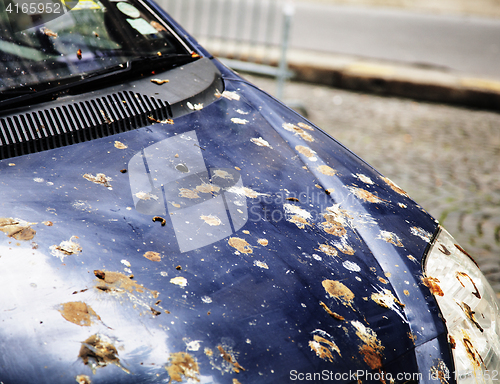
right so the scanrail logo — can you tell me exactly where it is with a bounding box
[128,131,248,253]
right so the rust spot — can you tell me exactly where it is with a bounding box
[317,165,336,176]
[152,216,166,226]
[430,359,450,384]
[165,352,200,382]
[286,197,299,202]
[462,333,484,367]
[83,173,112,188]
[176,265,182,270]
[228,237,252,254]
[408,332,417,344]
[381,176,409,197]
[43,221,53,226]
[289,215,311,229]
[200,215,222,226]
[321,213,346,237]
[349,186,385,203]
[319,301,345,320]
[352,320,384,370]
[150,78,169,85]
[456,271,481,299]
[217,345,245,373]
[79,334,128,373]
[144,251,161,262]
[233,379,242,384]
[421,276,444,296]
[0,218,36,240]
[403,290,409,296]
[150,307,161,317]
[76,49,82,60]
[322,280,354,309]
[59,301,100,327]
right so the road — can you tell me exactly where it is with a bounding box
[291,2,500,80]
[244,73,500,293]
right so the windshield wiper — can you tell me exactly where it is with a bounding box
[0,53,196,110]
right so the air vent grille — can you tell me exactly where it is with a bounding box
[0,91,171,159]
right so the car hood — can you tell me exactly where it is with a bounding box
[0,66,447,383]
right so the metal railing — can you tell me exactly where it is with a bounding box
[159,0,294,99]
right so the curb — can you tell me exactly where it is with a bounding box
[286,49,500,110]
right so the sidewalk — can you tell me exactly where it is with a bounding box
[286,48,500,110]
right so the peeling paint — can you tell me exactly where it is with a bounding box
[348,186,384,203]
[430,359,451,384]
[144,251,162,262]
[251,137,273,148]
[297,122,314,131]
[257,238,268,246]
[83,173,112,188]
[335,241,355,255]
[382,176,409,197]
[114,141,127,149]
[59,301,100,327]
[165,352,199,383]
[0,217,36,240]
[317,165,336,176]
[170,276,187,287]
[228,237,253,254]
[351,321,385,370]
[231,118,248,125]
[79,334,129,374]
[378,230,403,247]
[322,280,354,309]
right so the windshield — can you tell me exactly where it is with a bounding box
[0,0,191,94]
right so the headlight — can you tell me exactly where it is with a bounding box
[424,227,500,383]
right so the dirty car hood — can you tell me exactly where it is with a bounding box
[0,73,447,383]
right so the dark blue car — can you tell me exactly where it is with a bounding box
[0,1,498,383]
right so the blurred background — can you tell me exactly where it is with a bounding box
[159,0,500,291]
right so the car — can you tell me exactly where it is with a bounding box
[0,0,498,383]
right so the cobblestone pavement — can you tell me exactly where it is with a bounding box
[244,74,500,292]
